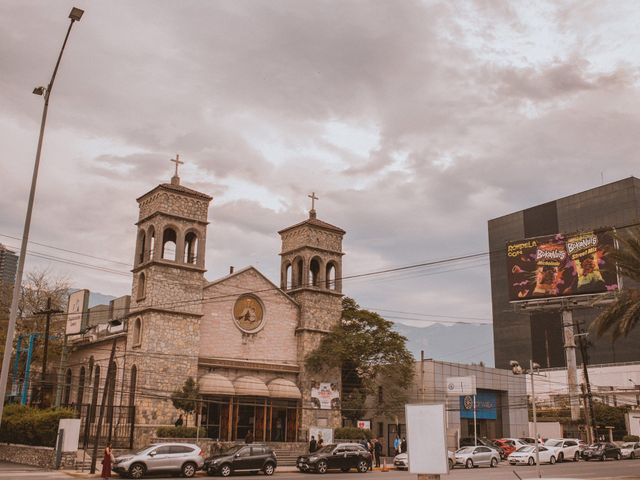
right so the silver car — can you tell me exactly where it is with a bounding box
[454,446,500,468]
[112,442,204,479]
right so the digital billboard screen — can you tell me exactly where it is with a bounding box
[507,229,619,302]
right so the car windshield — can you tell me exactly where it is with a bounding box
[456,447,475,454]
[316,444,336,454]
[516,446,534,453]
[222,445,243,455]
[133,445,157,455]
[545,440,563,447]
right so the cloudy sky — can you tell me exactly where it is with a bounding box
[2,1,640,363]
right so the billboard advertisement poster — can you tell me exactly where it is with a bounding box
[309,426,333,445]
[66,289,89,335]
[507,229,618,301]
[356,420,371,430]
[459,390,497,420]
[310,382,340,409]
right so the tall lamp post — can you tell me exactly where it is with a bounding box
[511,360,541,479]
[0,7,84,427]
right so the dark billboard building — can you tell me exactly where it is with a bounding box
[489,177,640,370]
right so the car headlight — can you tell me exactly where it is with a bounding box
[309,456,318,462]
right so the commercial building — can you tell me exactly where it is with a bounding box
[0,244,18,285]
[488,177,640,371]
[367,359,528,456]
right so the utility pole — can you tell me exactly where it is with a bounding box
[562,309,581,421]
[90,339,117,474]
[35,297,62,406]
[580,383,592,444]
[576,322,596,441]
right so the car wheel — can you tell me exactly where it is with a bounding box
[263,463,275,476]
[220,464,232,477]
[128,463,146,480]
[357,460,369,473]
[316,460,328,474]
[574,452,580,462]
[550,456,556,465]
[448,458,453,470]
[528,457,535,466]
[558,453,563,463]
[465,459,473,469]
[181,462,197,478]
[490,458,497,468]
[616,453,622,461]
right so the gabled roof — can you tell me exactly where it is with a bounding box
[204,266,300,308]
[137,182,213,202]
[278,216,345,235]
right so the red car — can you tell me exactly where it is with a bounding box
[493,439,516,457]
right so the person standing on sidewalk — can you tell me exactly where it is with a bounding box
[374,438,382,468]
[101,443,114,479]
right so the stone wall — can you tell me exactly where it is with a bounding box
[0,444,75,469]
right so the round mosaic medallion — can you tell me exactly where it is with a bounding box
[233,294,265,333]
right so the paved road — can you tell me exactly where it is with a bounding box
[0,459,639,479]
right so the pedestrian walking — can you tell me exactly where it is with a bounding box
[174,414,184,427]
[401,437,407,454]
[393,435,401,455]
[309,435,317,453]
[101,442,114,480]
[374,438,382,468]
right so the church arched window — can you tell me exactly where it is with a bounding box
[128,365,137,423]
[293,257,304,288]
[284,263,292,289]
[90,365,100,422]
[77,366,86,405]
[136,230,146,265]
[326,262,337,290]
[133,317,142,346]
[161,227,177,261]
[63,368,72,406]
[147,226,156,261]
[137,273,146,300]
[309,257,321,287]
[184,232,198,264]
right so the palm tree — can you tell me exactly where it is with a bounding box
[591,231,640,339]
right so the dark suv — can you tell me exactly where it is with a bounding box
[296,443,371,474]
[204,444,276,477]
[581,442,622,461]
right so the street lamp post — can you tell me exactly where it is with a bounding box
[511,360,541,479]
[0,7,84,427]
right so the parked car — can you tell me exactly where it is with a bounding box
[394,451,455,470]
[544,438,581,462]
[519,437,543,445]
[454,446,500,468]
[581,443,622,461]
[508,445,556,465]
[459,437,504,459]
[112,443,204,479]
[296,443,371,474]
[204,444,277,476]
[501,438,531,450]
[620,441,640,459]
[493,439,516,457]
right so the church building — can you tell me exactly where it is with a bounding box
[64,162,345,448]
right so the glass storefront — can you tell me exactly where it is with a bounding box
[202,396,300,442]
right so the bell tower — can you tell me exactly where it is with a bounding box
[278,193,345,436]
[127,157,212,444]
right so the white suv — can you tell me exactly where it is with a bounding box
[543,439,580,462]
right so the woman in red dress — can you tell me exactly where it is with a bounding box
[101,443,113,479]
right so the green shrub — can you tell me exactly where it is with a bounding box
[156,426,206,438]
[0,405,77,447]
[623,435,640,442]
[334,427,372,440]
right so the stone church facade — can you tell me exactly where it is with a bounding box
[64,171,345,447]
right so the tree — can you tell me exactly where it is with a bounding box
[306,297,415,423]
[171,376,200,427]
[592,231,640,340]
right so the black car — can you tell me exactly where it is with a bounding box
[459,437,505,460]
[297,443,372,474]
[581,442,622,461]
[204,444,277,476]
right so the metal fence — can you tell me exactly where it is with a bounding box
[68,403,135,449]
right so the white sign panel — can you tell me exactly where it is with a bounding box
[66,289,89,335]
[446,376,476,396]
[57,418,81,452]
[311,382,340,409]
[627,410,640,437]
[309,426,333,445]
[406,404,448,474]
[357,420,371,430]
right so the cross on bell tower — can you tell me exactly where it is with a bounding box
[170,154,184,185]
[308,192,318,219]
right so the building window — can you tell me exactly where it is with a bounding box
[184,232,198,264]
[293,257,304,287]
[132,317,142,346]
[309,257,321,287]
[136,230,146,265]
[77,366,86,405]
[90,366,100,422]
[137,273,146,300]
[161,227,177,261]
[377,386,383,404]
[148,226,156,260]
[326,262,337,290]
[128,365,137,424]
[63,369,72,406]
